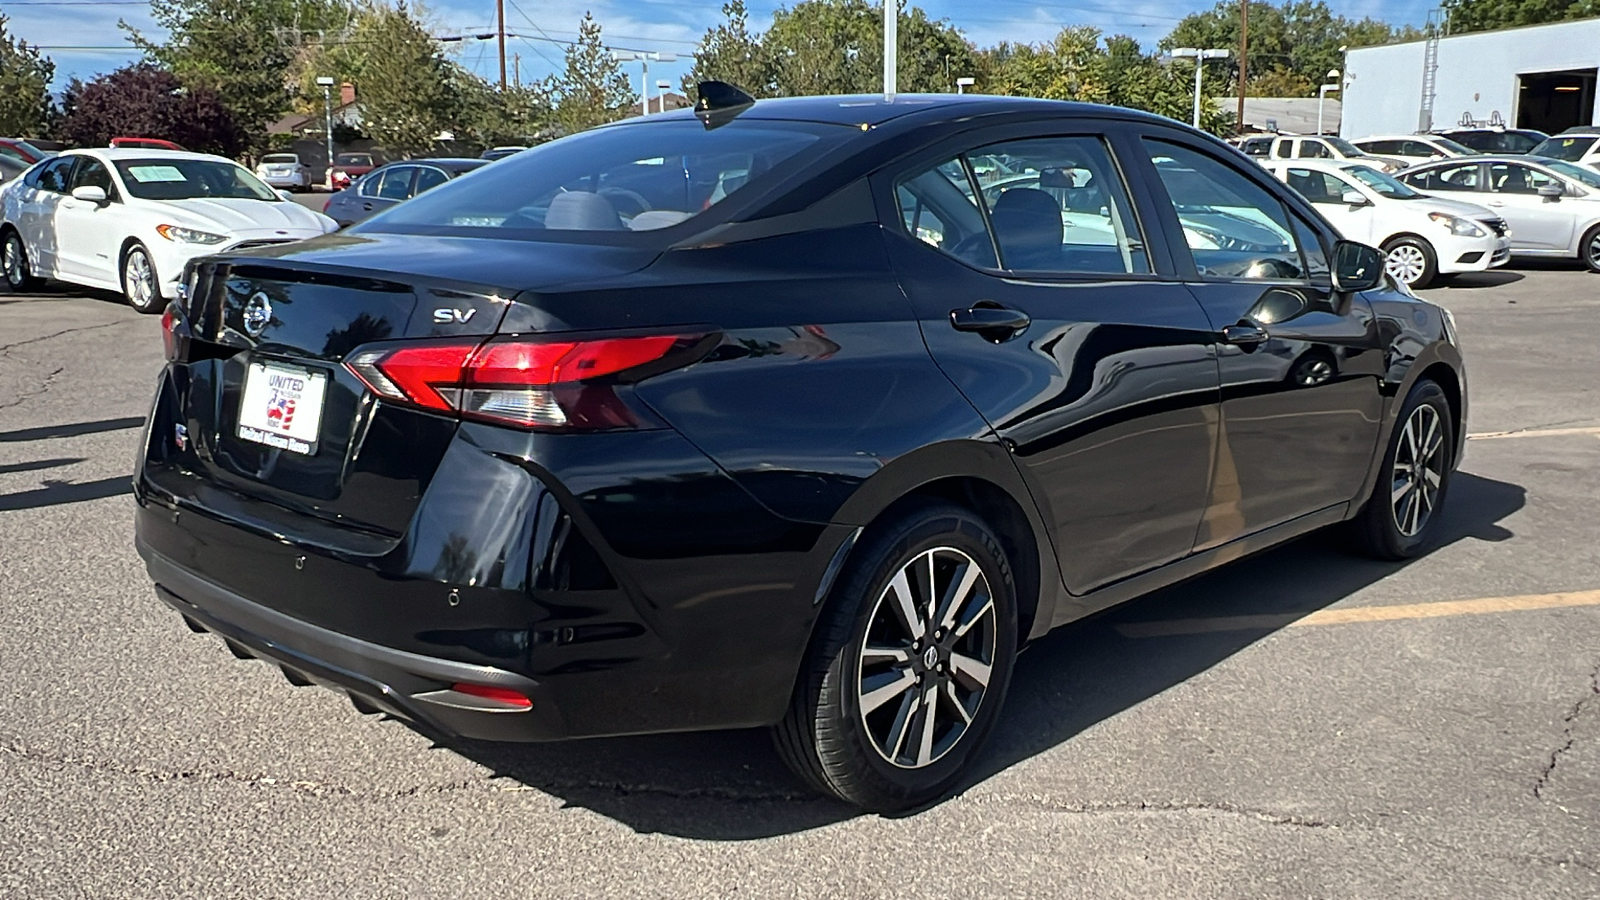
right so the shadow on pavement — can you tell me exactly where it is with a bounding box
[436,471,1523,839]
[0,457,85,476]
[1432,271,1525,289]
[0,416,146,443]
[0,475,130,511]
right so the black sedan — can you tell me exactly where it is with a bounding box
[141,85,1465,812]
[321,157,488,227]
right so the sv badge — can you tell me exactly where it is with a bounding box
[432,307,477,324]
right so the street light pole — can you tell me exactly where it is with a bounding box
[316,76,335,189]
[1170,48,1230,128]
[883,0,897,98]
[613,52,678,116]
[656,79,672,113]
[955,76,974,94]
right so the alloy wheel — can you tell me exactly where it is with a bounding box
[1390,404,1446,538]
[1385,244,1427,286]
[3,235,23,287]
[124,250,154,308]
[1587,230,1600,269]
[856,546,997,769]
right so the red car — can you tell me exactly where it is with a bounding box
[328,152,378,191]
[110,136,186,151]
[0,138,51,166]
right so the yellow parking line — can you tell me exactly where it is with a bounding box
[1468,426,1600,440]
[1115,589,1600,639]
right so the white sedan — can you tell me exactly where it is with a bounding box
[255,153,312,191]
[1,149,336,312]
[1262,159,1510,289]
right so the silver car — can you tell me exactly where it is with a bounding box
[1398,155,1600,272]
[254,153,311,191]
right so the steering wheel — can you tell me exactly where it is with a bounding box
[598,188,651,218]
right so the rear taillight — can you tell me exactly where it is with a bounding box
[160,305,180,361]
[344,333,704,430]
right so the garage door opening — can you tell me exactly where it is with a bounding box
[1517,68,1596,133]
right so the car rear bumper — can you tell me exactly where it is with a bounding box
[260,173,307,187]
[141,541,566,741]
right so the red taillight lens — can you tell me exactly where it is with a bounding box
[344,333,700,430]
[449,683,532,708]
[160,305,180,361]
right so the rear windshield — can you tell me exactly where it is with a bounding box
[336,154,373,166]
[262,154,299,163]
[114,158,279,201]
[1531,135,1596,161]
[359,118,847,239]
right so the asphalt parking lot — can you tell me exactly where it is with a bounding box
[1,265,1597,898]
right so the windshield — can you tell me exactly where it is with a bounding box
[262,154,299,164]
[336,154,373,166]
[364,119,846,238]
[1432,137,1477,155]
[1544,160,1600,189]
[113,159,279,201]
[1531,135,1596,161]
[1325,137,1364,156]
[1347,166,1423,199]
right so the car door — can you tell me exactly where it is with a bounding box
[884,125,1221,594]
[52,156,123,283]
[17,156,75,276]
[1484,162,1576,250]
[1283,166,1377,243]
[412,165,450,197]
[363,165,413,217]
[1134,135,1384,544]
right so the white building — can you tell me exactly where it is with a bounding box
[1342,18,1599,138]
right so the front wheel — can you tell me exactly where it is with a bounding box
[774,502,1019,812]
[1347,378,1454,560]
[1581,224,1600,274]
[2,229,39,292]
[1382,236,1439,290]
[120,243,163,314]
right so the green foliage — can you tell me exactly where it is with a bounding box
[342,1,459,153]
[128,0,349,152]
[1442,0,1600,34]
[0,15,54,137]
[547,12,634,134]
[684,0,773,96]
[1162,1,1419,99]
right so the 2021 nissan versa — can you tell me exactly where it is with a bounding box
[136,86,1467,812]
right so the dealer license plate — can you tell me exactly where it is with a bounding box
[236,361,328,455]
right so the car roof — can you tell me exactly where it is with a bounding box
[63,147,233,163]
[1354,134,1441,141]
[1403,154,1567,169]
[1263,159,1368,172]
[615,92,1172,129]
[395,157,488,171]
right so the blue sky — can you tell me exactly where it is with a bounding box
[7,0,1440,94]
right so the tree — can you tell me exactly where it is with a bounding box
[1442,0,1600,34]
[344,1,460,153]
[760,0,975,96]
[0,15,54,138]
[547,12,634,133]
[56,64,246,155]
[128,0,349,152]
[684,0,774,97]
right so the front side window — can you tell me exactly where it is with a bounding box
[1346,166,1423,199]
[1544,160,1600,189]
[1145,139,1304,281]
[34,158,75,193]
[113,159,277,201]
[1284,168,1356,205]
[70,157,116,200]
[366,119,845,238]
[1489,163,1557,194]
[1298,140,1332,159]
[1410,162,1481,191]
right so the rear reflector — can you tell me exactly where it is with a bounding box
[345,333,703,430]
[160,306,180,361]
[450,682,533,708]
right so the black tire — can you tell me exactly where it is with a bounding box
[1381,236,1439,290]
[120,242,163,313]
[773,502,1019,812]
[1581,224,1600,274]
[2,228,39,292]
[1347,379,1454,560]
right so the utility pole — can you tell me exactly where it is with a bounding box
[883,0,897,98]
[1237,0,1249,130]
[496,0,507,90]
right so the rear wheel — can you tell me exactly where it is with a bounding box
[774,502,1018,812]
[1581,224,1600,274]
[120,243,163,313]
[1347,379,1454,560]
[2,229,38,292]
[1381,236,1439,290]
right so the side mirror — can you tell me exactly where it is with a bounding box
[1341,190,1370,207]
[1332,240,1384,293]
[1538,183,1564,201]
[70,185,108,204]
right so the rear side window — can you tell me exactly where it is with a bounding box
[1297,141,1331,159]
[1144,140,1305,281]
[365,119,846,237]
[375,167,412,200]
[1360,140,1399,155]
[896,159,997,268]
[414,167,449,194]
[1410,162,1481,191]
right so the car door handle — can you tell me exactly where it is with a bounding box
[1487,201,1505,207]
[361,202,373,210]
[1221,324,1269,345]
[950,305,1031,340]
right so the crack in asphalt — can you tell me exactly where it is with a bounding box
[1534,657,1600,801]
[0,365,64,411]
[965,792,1343,828]
[0,320,124,357]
